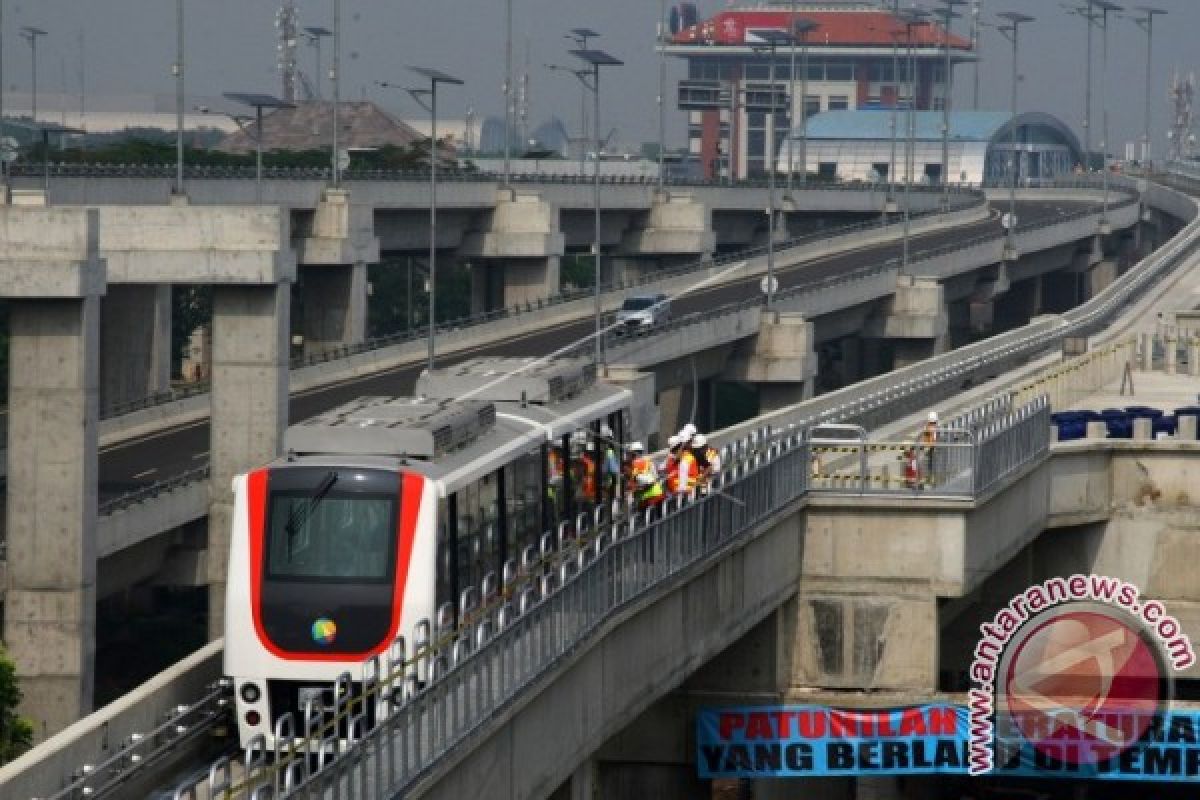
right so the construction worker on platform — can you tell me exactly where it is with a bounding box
[662,435,682,493]
[629,443,665,511]
[691,434,721,488]
[577,442,599,506]
[669,438,699,496]
[919,411,939,484]
[903,445,921,490]
[547,444,565,515]
[599,424,620,502]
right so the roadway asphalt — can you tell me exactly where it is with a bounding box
[96,199,1098,499]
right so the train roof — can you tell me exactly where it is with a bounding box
[278,376,630,496]
[414,357,596,405]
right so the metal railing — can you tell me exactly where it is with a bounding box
[42,680,231,800]
[8,161,982,192]
[98,466,210,517]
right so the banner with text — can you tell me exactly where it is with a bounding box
[697,705,1200,781]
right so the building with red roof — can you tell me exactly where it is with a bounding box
[663,1,977,180]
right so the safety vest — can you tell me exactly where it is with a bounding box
[548,449,564,483]
[579,454,597,499]
[638,479,665,506]
[668,451,698,493]
[904,450,920,487]
[920,422,937,447]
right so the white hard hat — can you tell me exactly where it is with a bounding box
[928,411,939,423]
[600,424,613,438]
[586,441,596,452]
[692,434,707,447]
[680,423,697,438]
[630,441,645,452]
[668,434,681,448]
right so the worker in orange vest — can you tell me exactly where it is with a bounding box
[667,439,698,495]
[691,434,721,488]
[577,442,599,505]
[661,434,682,492]
[628,442,665,511]
[547,444,565,513]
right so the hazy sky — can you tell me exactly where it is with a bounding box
[2,1,1198,155]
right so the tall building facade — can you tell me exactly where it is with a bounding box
[664,1,975,179]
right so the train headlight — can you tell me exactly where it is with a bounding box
[240,683,262,704]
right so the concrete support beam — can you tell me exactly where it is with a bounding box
[865,277,948,368]
[725,311,818,411]
[459,190,566,306]
[300,262,368,356]
[617,191,715,262]
[295,190,379,356]
[790,591,939,693]
[0,207,105,740]
[206,284,290,637]
[99,284,171,411]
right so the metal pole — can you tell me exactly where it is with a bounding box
[504,0,512,185]
[331,0,341,186]
[941,4,952,206]
[1,0,6,189]
[429,80,439,372]
[787,0,797,195]
[175,0,185,196]
[728,73,737,184]
[407,256,413,330]
[31,34,38,124]
[658,0,667,191]
[1008,24,1018,255]
[766,42,777,308]
[256,105,263,204]
[592,64,603,366]
[1084,1,1093,169]
[903,24,914,270]
[1100,5,1109,223]
[1143,13,1152,163]
[799,28,809,188]
[314,37,323,100]
[888,0,899,211]
[971,0,981,110]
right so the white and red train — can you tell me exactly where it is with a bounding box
[224,359,630,745]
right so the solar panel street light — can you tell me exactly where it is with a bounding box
[996,12,1035,258]
[303,26,332,100]
[570,48,623,368]
[1131,7,1167,164]
[20,26,47,125]
[406,65,463,374]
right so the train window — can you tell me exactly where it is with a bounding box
[505,448,544,556]
[436,497,454,609]
[265,491,395,582]
[451,471,500,600]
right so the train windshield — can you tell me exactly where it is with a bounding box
[265,485,396,582]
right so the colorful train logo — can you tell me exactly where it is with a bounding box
[311,617,337,647]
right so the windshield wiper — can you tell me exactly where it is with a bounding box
[283,471,338,558]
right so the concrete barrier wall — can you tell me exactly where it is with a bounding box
[0,641,224,800]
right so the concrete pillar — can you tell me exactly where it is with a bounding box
[98,283,171,411]
[5,298,100,739]
[295,189,379,357]
[791,592,939,692]
[864,277,948,369]
[503,257,562,307]
[726,311,818,411]
[459,190,566,306]
[300,261,368,356]
[657,385,688,442]
[617,191,715,282]
[0,207,104,740]
[1087,259,1119,299]
[207,284,290,637]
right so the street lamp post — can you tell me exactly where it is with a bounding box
[997,12,1034,259]
[223,93,295,204]
[658,0,667,191]
[331,0,341,187]
[888,0,901,216]
[1,0,7,191]
[1132,7,1166,166]
[971,0,982,110]
[405,67,463,374]
[570,48,623,367]
[897,9,928,272]
[303,27,332,101]
[936,1,966,208]
[174,0,185,196]
[1094,0,1121,228]
[20,26,47,125]
[504,0,513,185]
[751,31,795,310]
[567,29,600,174]
[791,18,818,192]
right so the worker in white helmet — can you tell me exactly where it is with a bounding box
[691,433,721,489]
[919,411,940,486]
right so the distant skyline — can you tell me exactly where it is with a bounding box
[1,1,1198,156]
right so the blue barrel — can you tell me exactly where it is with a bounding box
[1100,409,1133,439]
[1155,415,1178,437]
